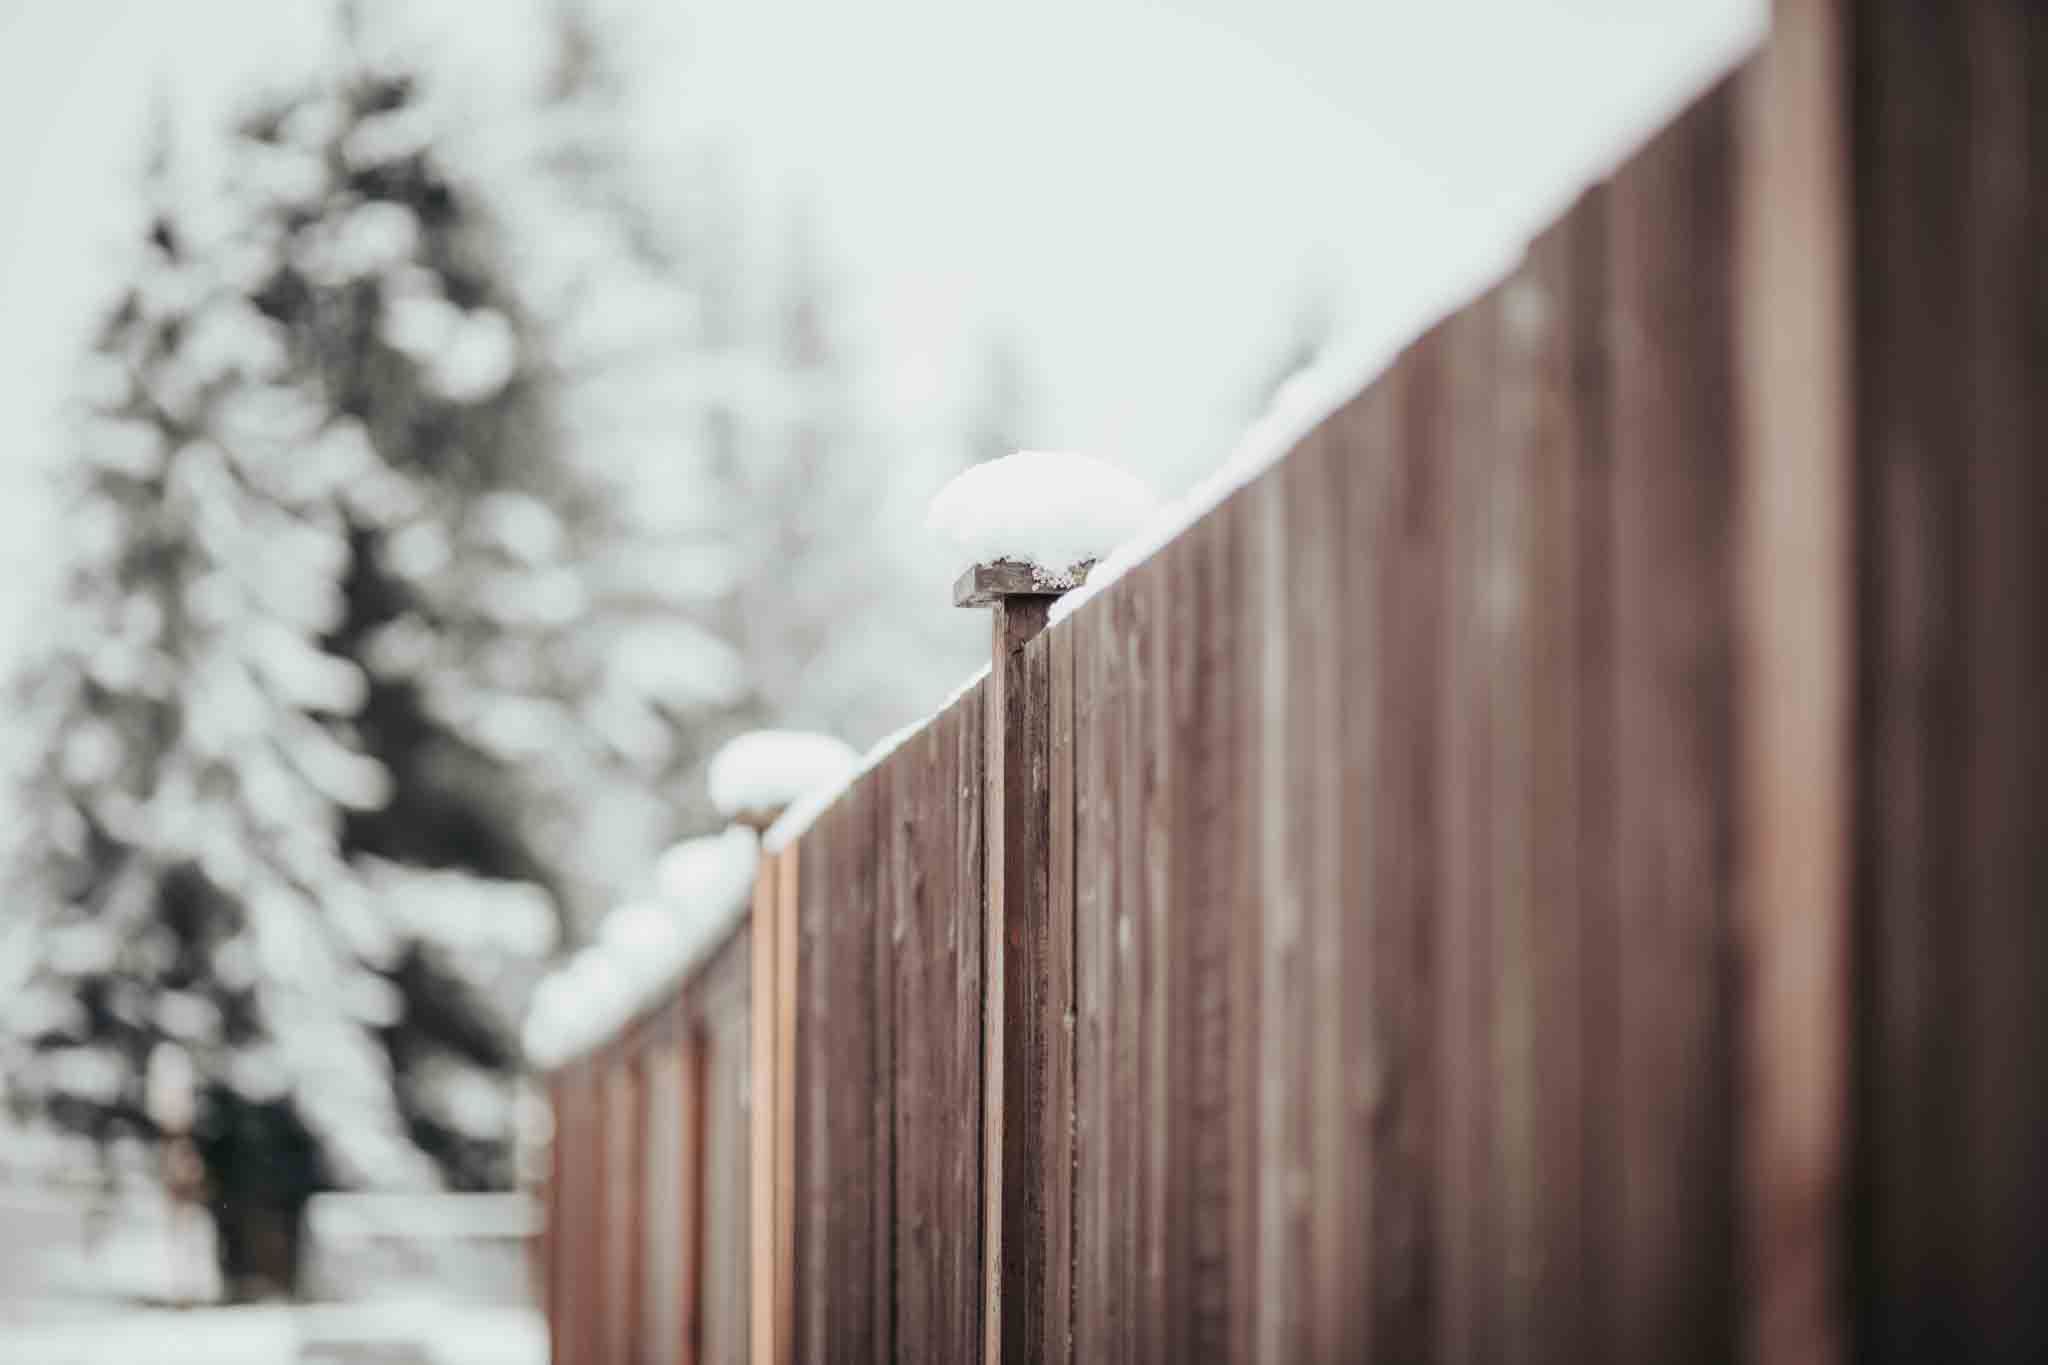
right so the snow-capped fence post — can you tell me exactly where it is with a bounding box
[958,562,1080,1365]
[933,450,1153,1365]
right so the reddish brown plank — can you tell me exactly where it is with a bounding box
[1313,362,1403,1361]
[1853,5,2048,1362]
[1437,285,1505,1365]
[1497,186,1618,1365]
[892,687,987,1361]
[1734,6,1852,1365]
[1367,327,1449,1362]
[1044,636,1077,1365]
[698,935,752,1365]
[982,595,1054,1365]
[1607,70,1743,1365]
[750,854,780,1365]
[1072,572,1122,1364]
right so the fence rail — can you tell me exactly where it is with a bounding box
[538,3,2046,1361]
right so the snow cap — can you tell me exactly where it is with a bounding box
[522,826,761,1069]
[707,729,860,822]
[925,450,1155,579]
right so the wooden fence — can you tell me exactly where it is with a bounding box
[538,3,2045,1361]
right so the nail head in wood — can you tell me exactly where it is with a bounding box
[953,559,1094,609]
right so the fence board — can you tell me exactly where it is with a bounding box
[1855,5,2048,1362]
[1043,628,1077,1365]
[1608,69,1742,1365]
[1439,283,1505,1365]
[697,933,752,1365]
[1072,561,1121,1363]
[1507,186,1617,1365]
[891,692,986,1362]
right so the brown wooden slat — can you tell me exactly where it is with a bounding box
[1437,285,1505,1365]
[1072,565,1120,1364]
[1115,559,1151,1362]
[1250,449,1308,1360]
[1044,628,1077,1365]
[1854,4,2048,1362]
[751,854,780,1365]
[1607,69,1742,1365]
[1734,5,1852,1364]
[1365,327,1450,1361]
[1499,186,1617,1365]
[699,933,752,1365]
[1223,489,1264,1365]
[892,687,986,1361]
[1313,361,1403,1361]
[776,844,802,1365]
[982,596,1053,1365]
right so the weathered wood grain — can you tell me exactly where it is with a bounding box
[1608,69,1742,1365]
[982,596,1053,1365]
[892,687,986,1362]
[1854,5,2048,1362]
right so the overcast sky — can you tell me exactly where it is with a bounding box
[0,0,1762,648]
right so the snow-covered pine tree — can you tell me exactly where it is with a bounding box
[3,32,602,1293]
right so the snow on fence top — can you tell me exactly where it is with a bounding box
[522,825,758,1070]
[1051,234,1521,626]
[925,450,1156,580]
[707,729,859,820]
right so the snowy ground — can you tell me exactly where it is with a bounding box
[0,1184,544,1364]
[0,1299,545,1365]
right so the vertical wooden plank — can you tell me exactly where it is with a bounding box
[1311,371,1400,1362]
[1133,552,1184,1365]
[1734,6,1853,1365]
[1224,490,1264,1365]
[1369,330,1448,1362]
[893,690,987,1361]
[644,1042,686,1365]
[603,1061,645,1365]
[1437,287,1505,1365]
[867,779,895,1365]
[1114,570,1150,1363]
[750,856,780,1365]
[775,845,801,1365]
[1045,631,1077,1365]
[1072,579,1121,1363]
[1948,7,2048,1357]
[1250,417,1330,1361]
[580,1066,606,1365]
[1607,71,1742,1365]
[803,785,881,1365]
[546,1076,567,1365]
[700,939,752,1365]
[1501,187,1616,1365]
[982,596,1053,1365]
[794,815,830,1364]
[957,685,989,1363]
[1853,5,2048,1363]
[680,1033,705,1365]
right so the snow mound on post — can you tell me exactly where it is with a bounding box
[925,450,1156,578]
[522,826,759,1069]
[707,730,859,819]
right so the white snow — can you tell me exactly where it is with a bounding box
[707,729,859,819]
[523,826,759,1070]
[924,449,1156,580]
[1051,237,1518,627]
[761,666,986,854]
[0,1299,545,1365]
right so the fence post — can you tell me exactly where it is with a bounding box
[740,804,795,1365]
[957,560,1077,1365]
